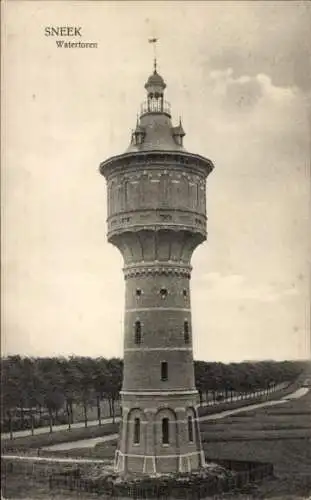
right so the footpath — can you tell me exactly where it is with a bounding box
[1,415,120,441]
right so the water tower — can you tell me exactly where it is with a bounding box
[100,51,214,475]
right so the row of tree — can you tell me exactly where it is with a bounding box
[1,356,306,436]
[1,356,123,435]
[194,359,306,404]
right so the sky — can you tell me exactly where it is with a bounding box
[1,0,311,362]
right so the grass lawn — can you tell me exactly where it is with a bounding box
[202,391,311,498]
[41,440,118,460]
[1,423,119,453]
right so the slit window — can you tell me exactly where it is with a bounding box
[184,320,190,344]
[134,321,142,345]
[134,418,140,444]
[183,289,187,298]
[188,416,194,442]
[162,418,169,444]
[161,361,168,381]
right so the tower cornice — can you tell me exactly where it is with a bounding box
[108,224,206,242]
[100,150,214,179]
[123,262,192,279]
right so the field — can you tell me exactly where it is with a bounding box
[201,391,311,498]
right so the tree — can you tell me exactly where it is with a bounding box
[59,357,79,429]
[1,357,22,438]
[103,358,123,422]
[92,357,109,426]
[194,361,205,404]
[73,357,95,428]
[37,357,65,432]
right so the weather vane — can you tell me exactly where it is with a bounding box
[148,37,158,71]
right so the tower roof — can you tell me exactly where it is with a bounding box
[126,51,186,153]
[144,69,166,90]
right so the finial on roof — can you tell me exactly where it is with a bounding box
[145,37,166,90]
[148,37,158,73]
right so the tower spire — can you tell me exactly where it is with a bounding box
[148,37,158,73]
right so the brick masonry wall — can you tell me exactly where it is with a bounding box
[123,272,195,392]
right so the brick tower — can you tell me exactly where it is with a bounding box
[100,58,214,475]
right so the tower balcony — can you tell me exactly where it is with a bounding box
[140,99,171,117]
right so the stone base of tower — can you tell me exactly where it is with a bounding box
[115,449,204,476]
[114,390,205,476]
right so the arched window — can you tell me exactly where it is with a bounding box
[161,361,168,381]
[160,288,168,299]
[187,416,194,442]
[183,289,187,298]
[134,418,140,444]
[136,288,142,297]
[184,320,190,344]
[134,321,142,345]
[162,418,169,444]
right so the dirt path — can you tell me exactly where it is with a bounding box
[200,387,309,422]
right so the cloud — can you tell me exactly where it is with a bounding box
[183,67,309,170]
[204,1,311,91]
[209,68,263,110]
[206,69,304,117]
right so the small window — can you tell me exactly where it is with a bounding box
[134,321,142,345]
[134,418,140,444]
[161,361,168,381]
[160,288,168,299]
[162,418,169,444]
[184,320,190,344]
[183,289,187,298]
[188,416,194,442]
[136,288,142,297]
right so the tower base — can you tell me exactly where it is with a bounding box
[114,390,205,476]
[114,449,204,475]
